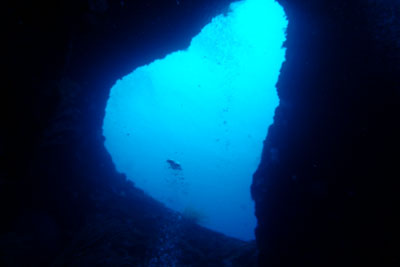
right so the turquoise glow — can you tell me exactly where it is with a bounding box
[103,0,287,241]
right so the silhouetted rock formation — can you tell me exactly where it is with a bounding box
[252,0,400,266]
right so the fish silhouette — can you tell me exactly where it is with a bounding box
[166,159,182,170]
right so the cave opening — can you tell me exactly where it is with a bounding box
[102,0,287,241]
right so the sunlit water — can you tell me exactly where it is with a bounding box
[103,0,287,241]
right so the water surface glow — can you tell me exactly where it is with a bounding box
[103,0,287,240]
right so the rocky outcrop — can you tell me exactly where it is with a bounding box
[252,0,400,266]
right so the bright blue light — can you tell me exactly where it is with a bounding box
[103,0,287,240]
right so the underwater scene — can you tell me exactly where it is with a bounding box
[4,0,399,265]
[103,0,287,241]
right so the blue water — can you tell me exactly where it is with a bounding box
[103,0,287,241]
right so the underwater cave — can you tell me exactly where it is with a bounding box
[3,0,400,265]
[103,0,287,241]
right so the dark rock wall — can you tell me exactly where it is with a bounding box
[252,0,400,266]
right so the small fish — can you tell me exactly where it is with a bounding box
[166,159,182,170]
